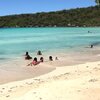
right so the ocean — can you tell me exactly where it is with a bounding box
[0,27,100,61]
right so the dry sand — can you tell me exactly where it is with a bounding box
[0,61,100,100]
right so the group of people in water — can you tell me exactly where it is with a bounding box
[25,51,58,66]
[27,56,44,66]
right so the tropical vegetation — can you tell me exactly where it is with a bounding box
[0,6,100,27]
[95,0,100,6]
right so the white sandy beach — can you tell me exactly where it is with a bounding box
[0,60,100,100]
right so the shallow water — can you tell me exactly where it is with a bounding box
[0,27,100,61]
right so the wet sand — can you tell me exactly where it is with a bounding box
[0,46,100,84]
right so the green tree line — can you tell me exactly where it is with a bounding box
[0,6,100,27]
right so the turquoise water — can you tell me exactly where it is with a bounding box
[0,27,100,60]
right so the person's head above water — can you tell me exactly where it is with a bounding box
[90,45,93,48]
[26,52,28,55]
[49,56,53,61]
[55,57,58,60]
[40,57,44,62]
[37,50,42,55]
[34,57,37,62]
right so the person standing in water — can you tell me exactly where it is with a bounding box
[90,45,93,48]
[37,50,42,55]
[49,56,53,61]
[25,52,32,60]
[40,57,44,62]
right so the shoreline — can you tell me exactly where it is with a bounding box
[0,46,100,84]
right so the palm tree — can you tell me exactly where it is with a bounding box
[95,0,100,6]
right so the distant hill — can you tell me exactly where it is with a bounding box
[0,6,100,27]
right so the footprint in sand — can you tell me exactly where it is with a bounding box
[33,92,36,94]
[77,90,81,92]
[0,91,3,93]
[86,66,89,68]
[20,85,23,87]
[2,88,5,90]
[26,82,33,85]
[8,90,12,92]
[10,86,17,89]
[94,67,100,70]
[64,72,70,75]
[89,79,98,82]
[6,95,10,98]
[39,97,42,100]
[34,79,41,81]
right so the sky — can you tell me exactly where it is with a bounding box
[0,0,96,16]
